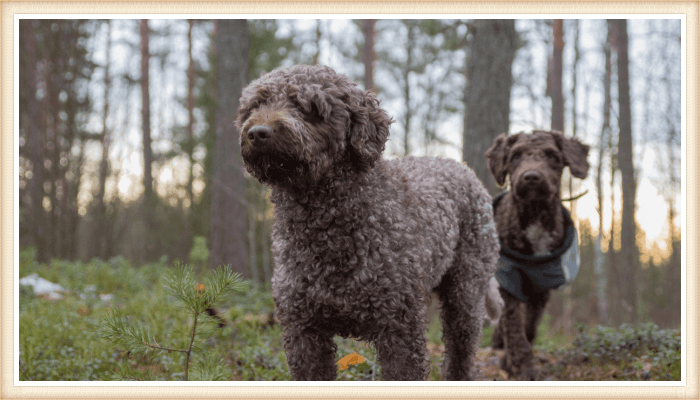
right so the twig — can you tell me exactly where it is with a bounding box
[562,189,589,202]
[184,312,200,381]
[143,342,188,354]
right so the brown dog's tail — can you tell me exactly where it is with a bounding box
[484,277,504,326]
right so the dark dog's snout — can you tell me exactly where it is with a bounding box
[248,125,273,146]
[515,169,550,200]
[522,171,542,184]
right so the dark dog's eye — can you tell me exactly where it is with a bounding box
[511,153,521,161]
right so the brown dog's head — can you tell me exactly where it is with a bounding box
[484,130,589,202]
[237,65,393,189]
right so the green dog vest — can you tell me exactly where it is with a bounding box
[492,192,580,302]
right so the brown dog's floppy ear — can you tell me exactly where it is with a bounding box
[551,131,590,179]
[348,91,393,173]
[484,133,513,187]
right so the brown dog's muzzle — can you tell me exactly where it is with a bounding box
[247,125,273,148]
[522,170,543,185]
[513,163,554,201]
[239,111,315,188]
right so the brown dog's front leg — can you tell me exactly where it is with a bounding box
[374,328,430,381]
[498,288,537,380]
[525,290,550,344]
[283,328,338,380]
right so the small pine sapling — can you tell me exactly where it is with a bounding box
[99,262,247,381]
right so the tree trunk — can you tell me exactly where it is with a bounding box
[665,126,681,327]
[606,21,621,325]
[362,19,376,92]
[63,56,80,261]
[22,20,48,263]
[607,144,619,323]
[48,37,62,258]
[209,19,225,268]
[187,19,196,214]
[210,19,250,277]
[549,19,572,333]
[140,19,155,262]
[612,19,639,324]
[313,20,321,65]
[22,20,93,262]
[71,138,87,259]
[94,20,112,259]
[570,20,579,138]
[61,21,83,261]
[660,20,681,328]
[569,20,580,220]
[550,19,565,132]
[197,20,219,253]
[182,19,196,256]
[401,22,414,157]
[462,20,517,195]
[594,23,613,325]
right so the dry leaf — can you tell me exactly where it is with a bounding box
[337,353,366,370]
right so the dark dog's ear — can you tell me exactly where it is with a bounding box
[551,131,590,179]
[484,133,516,186]
[348,91,393,172]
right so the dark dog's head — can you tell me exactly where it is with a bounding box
[484,130,589,202]
[237,64,393,189]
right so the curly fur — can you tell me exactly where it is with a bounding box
[484,130,589,380]
[237,64,499,380]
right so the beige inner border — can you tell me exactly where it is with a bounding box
[2,2,697,399]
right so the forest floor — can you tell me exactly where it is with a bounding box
[423,324,681,381]
[18,251,681,382]
[451,346,661,381]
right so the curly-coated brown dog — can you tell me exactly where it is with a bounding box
[237,65,500,380]
[485,130,589,380]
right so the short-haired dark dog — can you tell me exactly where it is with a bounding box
[485,130,589,380]
[237,64,500,380]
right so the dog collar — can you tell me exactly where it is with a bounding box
[491,192,581,302]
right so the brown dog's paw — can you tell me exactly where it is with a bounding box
[510,362,538,381]
[500,355,510,373]
[491,330,504,349]
[515,366,538,381]
[501,357,538,381]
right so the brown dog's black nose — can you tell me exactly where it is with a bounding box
[248,125,273,145]
[522,171,542,183]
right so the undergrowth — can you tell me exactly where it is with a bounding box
[18,247,682,381]
[547,323,682,380]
